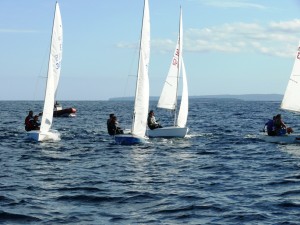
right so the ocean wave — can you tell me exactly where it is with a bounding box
[0,211,41,222]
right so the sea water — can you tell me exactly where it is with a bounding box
[1,99,300,224]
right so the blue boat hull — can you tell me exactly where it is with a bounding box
[114,134,145,145]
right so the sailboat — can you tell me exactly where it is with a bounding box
[27,2,63,142]
[261,42,300,144]
[114,0,150,145]
[147,8,188,138]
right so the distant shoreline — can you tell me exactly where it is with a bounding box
[0,94,283,101]
[109,94,283,102]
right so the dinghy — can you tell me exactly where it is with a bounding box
[261,42,300,144]
[261,134,300,144]
[114,0,150,145]
[147,8,188,138]
[27,2,63,141]
[53,102,76,117]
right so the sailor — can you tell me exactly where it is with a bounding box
[274,114,293,135]
[30,115,41,130]
[107,113,115,134]
[107,115,123,135]
[25,110,34,131]
[54,101,61,111]
[147,110,162,130]
[107,114,114,126]
[264,116,276,136]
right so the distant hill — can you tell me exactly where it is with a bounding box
[109,94,283,101]
[190,94,283,101]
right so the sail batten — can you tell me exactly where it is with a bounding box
[40,2,63,132]
[281,43,300,112]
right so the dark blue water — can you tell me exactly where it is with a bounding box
[1,99,300,224]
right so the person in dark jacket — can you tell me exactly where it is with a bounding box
[107,115,123,135]
[25,110,34,131]
[264,116,276,136]
[273,114,293,135]
[30,115,40,130]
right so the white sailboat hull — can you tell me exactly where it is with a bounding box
[26,129,60,142]
[146,126,188,138]
[260,133,300,144]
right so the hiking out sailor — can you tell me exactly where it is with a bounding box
[274,114,293,135]
[147,110,162,130]
[25,110,34,131]
[30,115,41,130]
[107,115,123,135]
[264,116,276,136]
[107,114,114,130]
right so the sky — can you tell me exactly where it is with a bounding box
[1,0,300,100]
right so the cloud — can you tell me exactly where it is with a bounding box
[270,19,300,32]
[115,19,300,58]
[183,19,300,58]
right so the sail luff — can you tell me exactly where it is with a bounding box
[281,42,300,112]
[174,7,183,126]
[40,2,63,132]
[132,0,150,137]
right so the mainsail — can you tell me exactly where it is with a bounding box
[157,8,188,126]
[132,0,150,137]
[40,2,63,132]
[281,43,300,112]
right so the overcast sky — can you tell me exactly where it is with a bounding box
[1,0,300,100]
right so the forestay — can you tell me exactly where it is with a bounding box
[281,42,300,112]
[40,2,63,133]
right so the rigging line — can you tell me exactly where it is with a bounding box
[32,40,49,101]
[122,44,140,99]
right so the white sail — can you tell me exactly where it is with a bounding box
[40,2,63,132]
[157,8,183,114]
[53,4,63,96]
[157,38,180,110]
[177,59,188,127]
[132,0,150,137]
[281,43,300,112]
